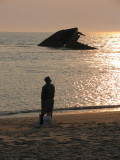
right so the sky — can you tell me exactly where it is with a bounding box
[0,0,120,32]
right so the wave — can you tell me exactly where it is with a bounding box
[0,105,120,117]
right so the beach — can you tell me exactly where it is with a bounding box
[0,111,120,160]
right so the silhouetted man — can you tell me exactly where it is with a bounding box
[40,76,55,125]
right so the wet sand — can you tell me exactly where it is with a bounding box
[0,111,120,160]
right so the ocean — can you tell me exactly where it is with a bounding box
[0,32,120,116]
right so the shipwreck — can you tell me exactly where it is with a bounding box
[38,27,96,50]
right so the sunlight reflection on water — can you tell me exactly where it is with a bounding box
[63,32,120,109]
[0,32,120,114]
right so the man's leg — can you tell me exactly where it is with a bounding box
[46,99,54,117]
[39,108,46,124]
[40,101,46,124]
[39,114,44,124]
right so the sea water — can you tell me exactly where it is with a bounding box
[0,32,120,116]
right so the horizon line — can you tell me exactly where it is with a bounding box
[0,30,120,33]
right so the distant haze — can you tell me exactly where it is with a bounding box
[0,0,120,32]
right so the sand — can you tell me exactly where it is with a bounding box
[0,111,120,160]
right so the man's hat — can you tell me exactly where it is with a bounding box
[44,76,52,83]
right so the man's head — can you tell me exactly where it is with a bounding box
[44,76,52,83]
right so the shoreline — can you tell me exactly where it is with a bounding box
[0,111,120,159]
[0,105,120,119]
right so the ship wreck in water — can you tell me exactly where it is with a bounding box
[38,27,96,50]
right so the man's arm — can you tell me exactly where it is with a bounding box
[53,85,55,98]
[41,86,45,101]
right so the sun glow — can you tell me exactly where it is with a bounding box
[107,53,120,69]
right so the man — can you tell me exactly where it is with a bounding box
[40,76,55,125]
